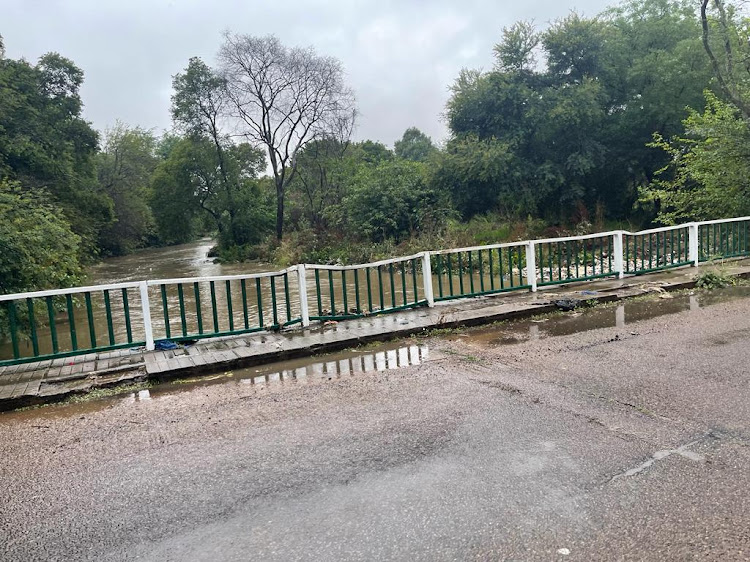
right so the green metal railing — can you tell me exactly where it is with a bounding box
[148,270,302,343]
[4,217,750,367]
[624,226,691,274]
[535,234,617,286]
[307,255,427,320]
[698,219,750,262]
[430,244,530,301]
[0,282,145,366]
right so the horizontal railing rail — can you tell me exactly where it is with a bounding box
[306,254,427,320]
[428,242,530,301]
[2,215,750,366]
[146,267,302,346]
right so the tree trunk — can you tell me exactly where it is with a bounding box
[275,182,284,241]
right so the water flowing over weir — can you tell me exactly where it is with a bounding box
[2,216,750,365]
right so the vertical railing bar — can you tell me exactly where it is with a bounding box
[411,258,419,303]
[468,251,475,294]
[447,254,454,296]
[177,284,188,337]
[377,266,385,311]
[84,292,96,349]
[46,296,59,354]
[193,282,203,335]
[209,281,219,333]
[226,279,235,332]
[354,269,361,313]
[457,252,465,295]
[478,250,485,293]
[389,263,396,309]
[160,284,171,340]
[544,243,550,282]
[499,248,505,289]
[103,290,116,346]
[400,261,407,306]
[328,270,336,317]
[366,267,374,313]
[488,249,495,290]
[65,294,78,351]
[283,273,292,323]
[583,240,588,278]
[341,270,349,315]
[122,288,133,343]
[314,269,322,317]
[25,298,39,357]
[256,278,264,328]
[437,254,444,297]
[270,276,279,327]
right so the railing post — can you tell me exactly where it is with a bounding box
[526,242,537,292]
[297,264,310,327]
[421,252,435,307]
[689,222,700,266]
[139,281,155,351]
[613,231,625,279]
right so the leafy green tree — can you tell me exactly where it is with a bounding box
[0,180,83,295]
[340,160,452,243]
[442,0,713,222]
[150,137,271,246]
[0,42,111,258]
[96,123,158,255]
[642,91,750,222]
[394,127,438,162]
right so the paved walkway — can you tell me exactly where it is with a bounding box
[2,259,749,410]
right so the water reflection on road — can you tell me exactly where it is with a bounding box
[447,286,750,347]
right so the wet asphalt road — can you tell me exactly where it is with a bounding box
[1,295,750,561]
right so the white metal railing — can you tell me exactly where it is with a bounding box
[2,216,749,365]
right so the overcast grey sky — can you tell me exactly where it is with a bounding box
[3,0,615,146]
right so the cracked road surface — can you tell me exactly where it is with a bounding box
[1,296,750,561]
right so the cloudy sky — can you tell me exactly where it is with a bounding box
[4,0,614,146]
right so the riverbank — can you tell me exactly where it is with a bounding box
[2,259,749,411]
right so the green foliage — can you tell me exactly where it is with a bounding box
[394,127,437,162]
[165,58,271,250]
[339,160,453,243]
[0,46,109,259]
[695,268,736,289]
[0,180,83,295]
[96,123,159,255]
[442,0,712,223]
[150,137,272,248]
[642,91,750,222]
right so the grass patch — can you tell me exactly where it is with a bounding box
[695,268,737,290]
[63,381,154,405]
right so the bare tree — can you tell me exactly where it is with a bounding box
[701,0,750,118]
[218,33,356,240]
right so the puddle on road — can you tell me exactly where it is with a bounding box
[153,341,431,397]
[449,285,750,347]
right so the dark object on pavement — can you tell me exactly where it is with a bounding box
[552,299,581,311]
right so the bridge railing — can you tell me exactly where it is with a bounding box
[304,253,428,321]
[2,216,750,366]
[146,268,302,344]
[0,282,147,365]
[428,241,531,301]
